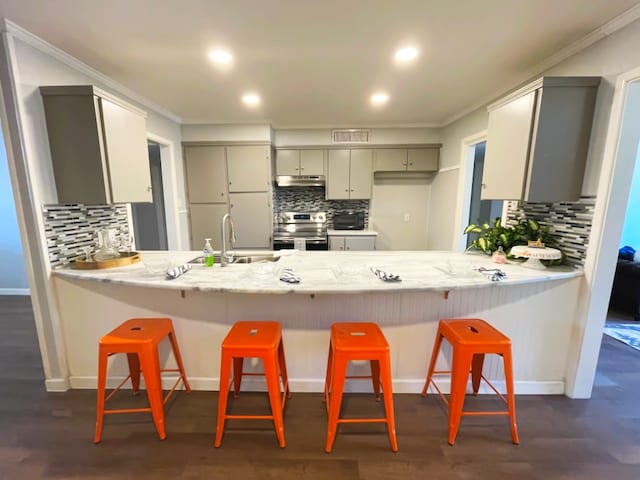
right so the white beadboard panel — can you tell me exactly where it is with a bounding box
[54,276,580,395]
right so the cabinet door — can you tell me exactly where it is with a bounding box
[189,203,228,251]
[344,236,376,251]
[407,148,438,172]
[229,192,272,248]
[184,146,227,202]
[329,236,345,251]
[227,145,271,192]
[275,150,300,175]
[300,149,325,175]
[327,149,351,199]
[482,91,537,200]
[373,149,407,171]
[349,149,373,199]
[100,97,152,203]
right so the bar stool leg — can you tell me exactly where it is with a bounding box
[168,327,191,392]
[421,331,444,396]
[232,357,244,398]
[264,351,286,448]
[141,345,166,440]
[126,353,141,395]
[370,360,381,400]
[214,350,232,447]
[325,354,347,453]
[448,350,472,445]
[323,340,333,407]
[277,339,291,399]
[94,347,108,444]
[379,354,399,452]
[502,349,520,445]
[471,353,485,395]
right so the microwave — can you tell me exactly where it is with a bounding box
[333,211,365,230]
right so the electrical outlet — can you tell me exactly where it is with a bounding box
[403,213,410,222]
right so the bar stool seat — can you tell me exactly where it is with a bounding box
[324,322,398,452]
[94,317,190,443]
[215,321,290,448]
[421,318,519,445]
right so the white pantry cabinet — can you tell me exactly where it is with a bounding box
[184,146,227,202]
[40,85,151,204]
[482,76,601,202]
[229,192,272,249]
[227,145,271,192]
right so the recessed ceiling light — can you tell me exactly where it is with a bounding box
[242,93,261,106]
[394,46,419,63]
[208,49,233,64]
[370,92,389,105]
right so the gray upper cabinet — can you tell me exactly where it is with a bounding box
[227,145,271,192]
[184,146,227,203]
[40,85,151,204]
[275,149,324,175]
[327,149,372,200]
[373,148,439,172]
[482,76,601,202]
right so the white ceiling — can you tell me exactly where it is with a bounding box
[0,0,638,127]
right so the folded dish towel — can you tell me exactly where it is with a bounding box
[166,263,192,280]
[477,267,507,282]
[280,268,301,284]
[371,267,401,282]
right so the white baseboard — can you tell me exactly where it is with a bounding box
[0,288,30,295]
[45,378,70,392]
[69,375,564,395]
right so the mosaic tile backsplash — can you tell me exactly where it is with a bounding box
[43,204,130,268]
[273,187,369,228]
[505,197,595,267]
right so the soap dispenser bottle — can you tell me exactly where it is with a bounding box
[203,238,214,267]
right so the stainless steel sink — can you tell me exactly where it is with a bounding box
[231,255,281,264]
[187,254,280,265]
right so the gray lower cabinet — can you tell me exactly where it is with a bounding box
[329,235,377,251]
[229,192,272,249]
[189,203,228,251]
[482,76,601,201]
[327,149,372,200]
[40,85,151,204]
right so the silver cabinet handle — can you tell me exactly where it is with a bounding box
[350,189,354,192]
[221,192,224,196]
[345,189,349,192]
[346,247,351,251]
[147,186,152,192]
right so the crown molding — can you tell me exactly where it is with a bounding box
[440,4,640,127]
[0,18,182,124]
[271,122,442,130]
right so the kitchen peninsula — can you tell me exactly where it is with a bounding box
[53,251,582,395]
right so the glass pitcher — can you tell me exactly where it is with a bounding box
[94,228,120,261]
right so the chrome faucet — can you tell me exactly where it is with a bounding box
[221,213,236,267]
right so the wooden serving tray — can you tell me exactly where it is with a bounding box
[73,252,141,270]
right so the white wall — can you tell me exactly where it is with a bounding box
[181,124,272,143]
[0,28,185,388]
[274,127,441,146]
[0,127,28,293]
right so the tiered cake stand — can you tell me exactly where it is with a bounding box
[510,245,562,270]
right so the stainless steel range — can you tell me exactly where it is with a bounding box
[273,211,328,250]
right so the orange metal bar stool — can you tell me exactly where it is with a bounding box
[323,322,398,453]
[421,318,519,445]
[215,321,290,448]
[94,317,191,443]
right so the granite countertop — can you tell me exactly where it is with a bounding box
[53,250,582,295]
[327,229,378,236]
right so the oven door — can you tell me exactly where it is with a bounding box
[273,237,328,251]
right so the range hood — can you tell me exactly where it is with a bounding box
[276,175,325,187]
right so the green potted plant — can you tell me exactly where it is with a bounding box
[464,217,564,264]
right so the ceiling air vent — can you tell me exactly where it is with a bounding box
[332,129,370,144]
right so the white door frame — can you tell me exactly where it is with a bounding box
[146,132,183,251]
[452,130,488,251]
[565,66,640,398]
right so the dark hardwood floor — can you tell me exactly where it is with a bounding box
[1,295,640,479]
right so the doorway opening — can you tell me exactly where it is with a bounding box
[465,142,504,247]
[131,142,168,250]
